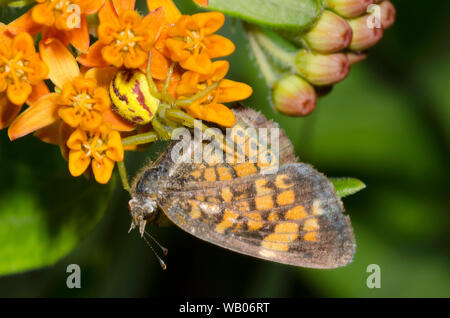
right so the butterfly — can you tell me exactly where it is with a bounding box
[128,106,355,269]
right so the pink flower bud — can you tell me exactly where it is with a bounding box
[272,75,317,116]
[326,0,374,18]
[295,50,350,86]
[348,14,384,51]
[380,1,396,29]
[303,10,353,54]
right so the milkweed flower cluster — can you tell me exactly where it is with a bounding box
[0,0,253,184]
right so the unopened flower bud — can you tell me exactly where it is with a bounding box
[326,0,374,18]
[295,49,350,86]
[272,75,317,116]
[302,10,353,54]
[346,51,367,65]
[348,14,384,51]
[379,1,396,29]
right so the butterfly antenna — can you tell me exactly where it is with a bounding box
[142,235,167,270]
[145,230,169,255]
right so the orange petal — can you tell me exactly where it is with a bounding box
[106,130,124,161]
[150,48,169,80]
[102,45,124,67]
[99,0,119,24]
[31,3,55,26]
[78,41,109,68]
[12,32,36,57]
[0,94,22,129]
[66,128,86,150]
[140,6,166,48]
[180,52,212,74]
[92,156,115,183]
[27,58,49,85]
[192,12,225,34]
[34,121,60,144]
[123,48,147,69]
[27,81,50,105]
[199,60,229,82]
[102,107,136,131]
[79,0,106,14]
[69,150,91,177]
[40,39,80,88]
[8,10,42,36]
[166,38,189,61]
[186,102,235,127]
[7,81,32,105]
[147,0,181,24]
[58,106,81,128]
[204,34,235,58]
[112,0,135,14]
[8,93,60,140]
[218,79,253,103]
[69,15,90,53]
[84,66,118,88]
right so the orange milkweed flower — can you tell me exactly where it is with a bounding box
[78,0,166,70]
[177,61,253,127]
[8,39,133,142]
[58,76,110,130]
[165,12,235,75]
[0,30,48,129]
[7,0,105,52]
[67,123,124,184]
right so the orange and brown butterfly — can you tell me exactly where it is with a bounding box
[129,106,355,269]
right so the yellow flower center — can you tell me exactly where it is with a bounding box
[0,51,33,86]
[82,132,108,162]
[71,91,94,112]
[184,29,206,56]
[113,27,144,54]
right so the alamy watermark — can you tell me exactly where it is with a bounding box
[366,4,382,29]
[170,120,281,174]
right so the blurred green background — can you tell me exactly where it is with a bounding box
[0,0,448,297]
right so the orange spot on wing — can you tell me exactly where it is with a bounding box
[262,223,299,251]
[234,162,257,177]
[191,170,202,178]
[277,190,295,206]
[275,174,293,189]
[285,205,307,220]
[303,218,319,232]
[255,195,273,210]
[245,212,264,231]
[189,200,201,219]
[215,209,239,233]
[304,232,317,242]
[204,167,216,181]
[217,166,233,180]
[268,212,279,222]
[255,178,273,196]
[221,187,233,202]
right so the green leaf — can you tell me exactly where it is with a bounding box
[0,132,115,276]
[330,177,366,198]
[193,0,323,31]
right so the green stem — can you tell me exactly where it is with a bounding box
[175,82,220,107]
[117,161,131,193]
[122,131,159,147]
[246,29,279,86]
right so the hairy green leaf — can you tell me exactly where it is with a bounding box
[193,0,323,31]
[330,177,366,198]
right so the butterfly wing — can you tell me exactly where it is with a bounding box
[157,160,355,269]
